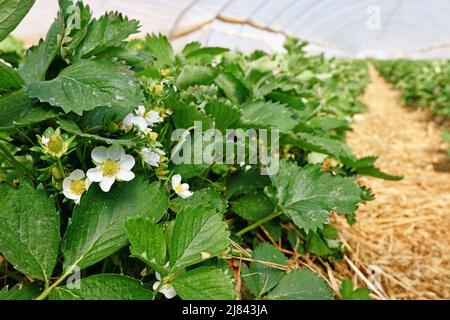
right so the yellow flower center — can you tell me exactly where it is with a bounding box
[149,132,158,140]
[174,184,185,194]
[46,134,65,156]
[70,179,86,196]
[101,159,120,177]
[153,84,164,95]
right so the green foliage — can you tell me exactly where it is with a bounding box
[49,274,153,300]
[0,180,59,282]
[125,217,167,269]
[172,267,235,300]
[266,161,363,233]
[0,0,35,42]
[375,60,450,117]
[62,179,167,272]
[0,1,384,301]
[267,269,332,300]
[243,243,287,298]
[169,206,229,271]
[340,279,371,300]
[28,60,144,115]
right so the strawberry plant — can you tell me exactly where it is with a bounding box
[0,0,399,300]
[375,59,450,118]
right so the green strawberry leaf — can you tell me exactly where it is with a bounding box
[170,188,228,215]
[240,100,297,133]
[0,180,59,281]
[76,11,140,58]
[266,161,363,233]
[142,33,174,67]
[205,99,242,133]
[28,59,144,115]
[125,217,166,269]
[340,279,371,300]
[49,274,153,300]
[169,206,229,271]
[172,266,235,300]
[0,88,59,130]
[243,243,287,298]
[57,118,135,147]
[231,191,274,222]
[226,169,271,199]
[176,65,218,90]
[267,269,332,300]
[0,282,41,300]
[214,72,248,105]
[18,8,64,83]
[0,61,23,93]
[0,0,35,43]
[62,179,168,272]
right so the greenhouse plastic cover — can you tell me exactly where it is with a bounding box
[11,0,450,59]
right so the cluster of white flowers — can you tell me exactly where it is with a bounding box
[121,105,162,136]
[62,105,193,204]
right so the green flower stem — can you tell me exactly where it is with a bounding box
[56,158,65,178]
[35,269,73,300]
[235,211,282,237]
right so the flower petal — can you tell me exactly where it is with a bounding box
[179,190,193,199]
[116,169,135,181]
[171,174,182,188]
[62,177,72,191]
[86,167,103,182]
[134,117,152,133]
[143,151,160,167]
[85,178,92,191]
[160,285,177,299]
[91,146,108,163]
[135,105,146,116]
[63,189,78,200]
[155,272,162,281]
[152,281,161,291]
[99,176,115,192]
[146,111,161,124]
[69,169,85,180]
[119,154,135,171]
[107,145,125,160]
[122,113,134,127]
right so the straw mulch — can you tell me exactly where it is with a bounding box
[321,63,450,299]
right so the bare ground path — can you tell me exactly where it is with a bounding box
[332,63,450,299]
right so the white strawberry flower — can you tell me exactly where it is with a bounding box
[171,174,193,198]
[153,272,177,299]
[141,147,165,167]
[86,145,135,192]
[62,169,91,204]
[135,105,162,125]
[121,113,152,134]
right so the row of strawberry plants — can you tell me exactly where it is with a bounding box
[374,59,450,117]
[0,0,398,300]
[374,60,450,153]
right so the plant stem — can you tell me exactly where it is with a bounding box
[56,158,65,177]
[35,270,72,300]
[235,211,282,237]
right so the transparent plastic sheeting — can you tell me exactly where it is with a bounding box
[11,0,450,59]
